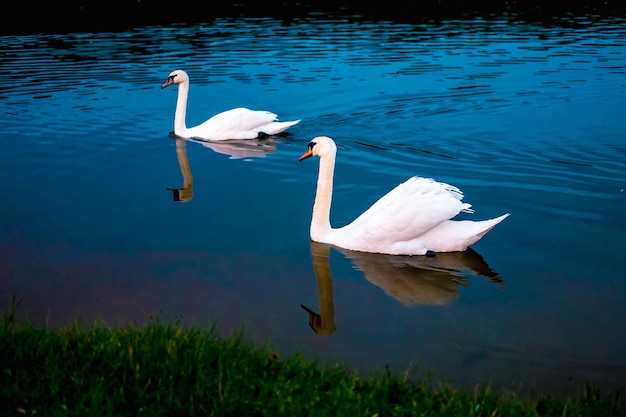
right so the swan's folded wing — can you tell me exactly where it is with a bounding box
[203,108,278,126]
[346,176,472,244]
[192,108,279,139]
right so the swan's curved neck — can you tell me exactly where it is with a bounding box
[174,81,189,136]
[311,152,336,241]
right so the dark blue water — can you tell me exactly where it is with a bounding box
[1,15,625,398]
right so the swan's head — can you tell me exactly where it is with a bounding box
[167,186,194,203]
[299,136,337,161]
[161,69,189,89]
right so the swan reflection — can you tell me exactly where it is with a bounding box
[187,135,280,159]
[301,241,503,336]
[167,136,281,202]
[339,245,503,307]
[301,241,337,336]
[168,138,194,202]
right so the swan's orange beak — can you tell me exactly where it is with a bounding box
[161,77,175,89]
[299,148,313,161]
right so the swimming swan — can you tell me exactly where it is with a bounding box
[161,69,301,141]
[298,136,510,256]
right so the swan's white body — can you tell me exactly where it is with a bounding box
[299,136,510,256]
[162,69,300,141]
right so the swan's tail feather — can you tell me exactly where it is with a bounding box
[474,213,510,239]
[412,212,509,254]
[261,119,301,135]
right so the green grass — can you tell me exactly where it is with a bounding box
[1,297,623,417]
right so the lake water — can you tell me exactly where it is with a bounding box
[1,12,625,398]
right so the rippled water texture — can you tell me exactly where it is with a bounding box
[1,15,625,398]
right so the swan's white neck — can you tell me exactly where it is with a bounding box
[311,152,336,242]
[173,80,189,136]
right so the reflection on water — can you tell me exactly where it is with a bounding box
[339,245,503,307]
[188,135,281,160]
[302,241,503,336]
[167,135,282,202]
[168,139,194,202]
[301,242,337,336]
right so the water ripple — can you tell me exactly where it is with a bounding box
[1,16,624,227]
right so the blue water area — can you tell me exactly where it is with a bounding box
[1,13,625,398]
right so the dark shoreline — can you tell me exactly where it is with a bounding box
[4,0,626,36]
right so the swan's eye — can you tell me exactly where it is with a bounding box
[308,141,317,151]
[169,75,176,81]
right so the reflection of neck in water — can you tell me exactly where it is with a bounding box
[302,242,504,336]
[167,136,281,202]
[168,138,194,203]
[300,241,337,336]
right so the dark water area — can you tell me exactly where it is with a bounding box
[4,1,626,35]
[1,3,626,400]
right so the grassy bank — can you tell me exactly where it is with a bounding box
[1,303,623,416]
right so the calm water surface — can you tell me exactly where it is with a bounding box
[1,15,625,398]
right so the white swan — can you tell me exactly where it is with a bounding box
[298,136,510,256]
[161,69,301,141]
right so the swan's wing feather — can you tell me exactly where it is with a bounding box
[345,177,472,243]
[190,108,279,139]
[207,108,278,127]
